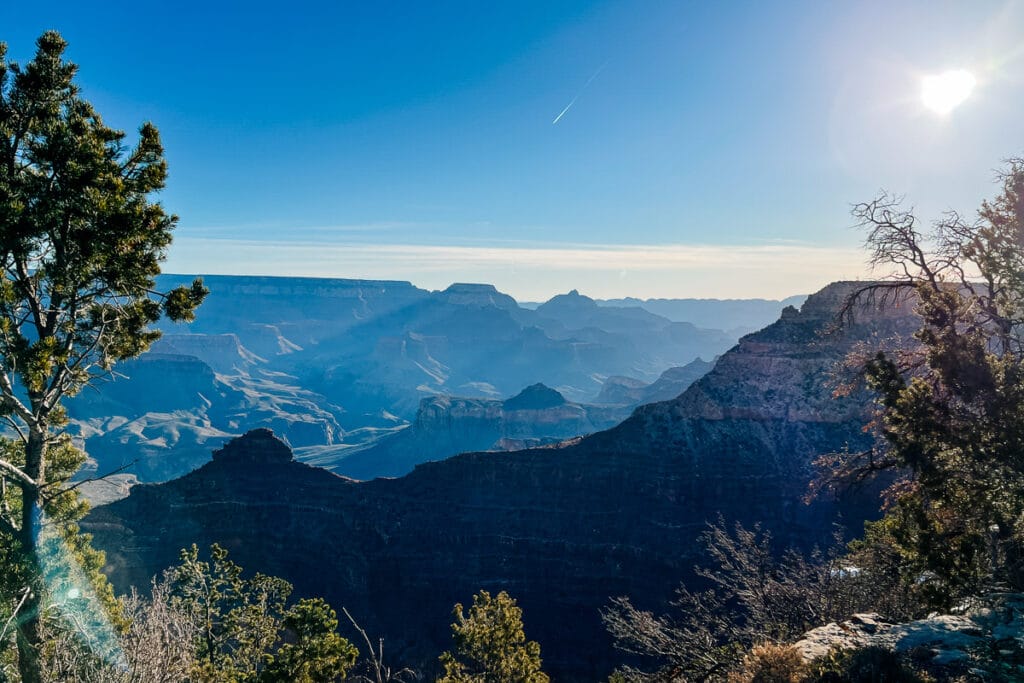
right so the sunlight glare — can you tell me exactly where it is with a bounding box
[34,507,126,669]
[921,69,976,115]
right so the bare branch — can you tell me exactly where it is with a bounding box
[0,368,35,426]
[0,587,31,642]
[44,459,137,498]
[0,456,35,489]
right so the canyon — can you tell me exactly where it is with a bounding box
[69,275,782,485]
[84,281,917,679]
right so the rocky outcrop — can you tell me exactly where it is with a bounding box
[639,359,715,402]
[794,594,1024,677]
[211,427,292,464]
[595,375,648,405]
[85,281,919,679]
[436,283,521,311]
[502,383,568,411]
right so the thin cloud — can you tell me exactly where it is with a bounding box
[176,221,417,238]
[165,239,872,300]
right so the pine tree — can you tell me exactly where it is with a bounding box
[259,599,359,683]
[438,590,548,683]
[166,544,357,683]
[0,31,206,682]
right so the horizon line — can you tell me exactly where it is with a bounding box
[161,238,873,300]
[155,271,835,305]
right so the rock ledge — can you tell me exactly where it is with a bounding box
[794,594,1024,675]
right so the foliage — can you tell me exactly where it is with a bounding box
[258,599,358,683]
[165,543,291,681]
[603,521,881,682]
[438,590,548,683]
[826,159,1024,607]
[110,583,201,683]
[165,543,357,682]
[35,582,198,683]
[4,546,359,681]
[727,642,807,683]
[958,635,1024,682]
[0,30,206,682]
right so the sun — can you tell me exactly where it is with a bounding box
[921,69,976,115]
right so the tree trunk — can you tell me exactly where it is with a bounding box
[15,609,43,683]
[15,428,46,683]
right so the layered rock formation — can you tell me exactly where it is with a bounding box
[70,275,743,486]
[319,384,627,479]
[531,289,734,384]
[151,334,264,374]
[65,349,345,483]
[595,358,715,407]
[84,281,917,679]
[155,274,431,349]
[66,353,239,481]
[598,294,809,335]
[300,284,735,416]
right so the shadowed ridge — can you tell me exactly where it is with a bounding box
[502,383,567,411]
[211,428,294,465]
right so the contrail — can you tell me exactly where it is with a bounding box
[552,61,608,124]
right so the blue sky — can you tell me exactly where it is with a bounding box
[8,1,1024,299]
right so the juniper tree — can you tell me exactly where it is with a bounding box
[828,159,1024,606]
[0,32,205,682]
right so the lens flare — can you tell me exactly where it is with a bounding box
[33,507,126,668]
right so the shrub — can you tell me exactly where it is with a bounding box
[728,642,807,683]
